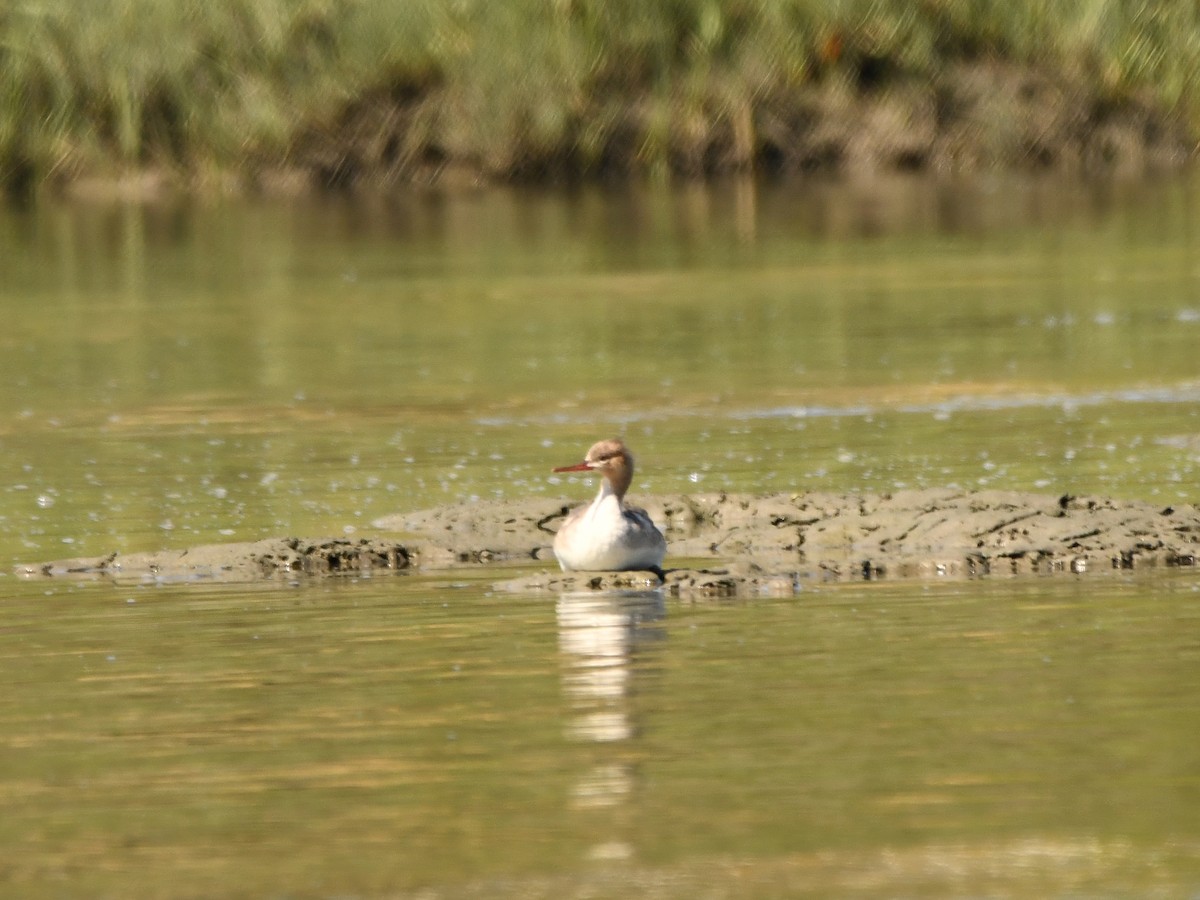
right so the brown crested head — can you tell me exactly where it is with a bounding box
[553,437,635,496]
[584,438,631,471]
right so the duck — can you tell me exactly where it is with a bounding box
[551,438,667,573]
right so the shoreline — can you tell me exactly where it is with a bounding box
[43,59,1200,203]
[6,2,1199,199]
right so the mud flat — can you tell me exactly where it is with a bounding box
[18,489,1200,596]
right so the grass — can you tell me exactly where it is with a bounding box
[2,0,1199,193]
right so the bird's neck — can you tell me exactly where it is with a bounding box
[595,473,627,507]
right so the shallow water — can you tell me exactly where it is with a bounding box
[3,573,1199,896]
[2,173,1200,896]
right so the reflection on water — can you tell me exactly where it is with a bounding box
[559,591,665,744]
[558,590,665,826]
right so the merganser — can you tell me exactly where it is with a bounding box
[551,438,667,573]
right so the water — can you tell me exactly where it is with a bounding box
[1,173,1199,896]
[4,575,1199,896]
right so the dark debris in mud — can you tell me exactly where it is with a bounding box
[20,537,413,583]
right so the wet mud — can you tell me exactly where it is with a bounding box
[22,537,414,583]
[19,489,1200,596]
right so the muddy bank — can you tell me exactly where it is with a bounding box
[19,489,1200,596]
[38,61,1197,203]
[294,61,1192,191]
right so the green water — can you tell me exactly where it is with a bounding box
[1,174,1199,896]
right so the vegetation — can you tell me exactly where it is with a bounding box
[2,0,1198,193]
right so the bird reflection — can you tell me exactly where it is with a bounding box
[557,590,665,810]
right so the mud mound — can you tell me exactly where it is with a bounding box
[19,490,1200,594]
[392,489,1200,595]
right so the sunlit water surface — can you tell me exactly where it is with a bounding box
[2,174,1199,896]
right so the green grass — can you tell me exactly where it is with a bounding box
[2,0,1199,192]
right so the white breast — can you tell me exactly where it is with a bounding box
[553,493,665,572]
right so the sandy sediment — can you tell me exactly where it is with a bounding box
[18,489,1200,596]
